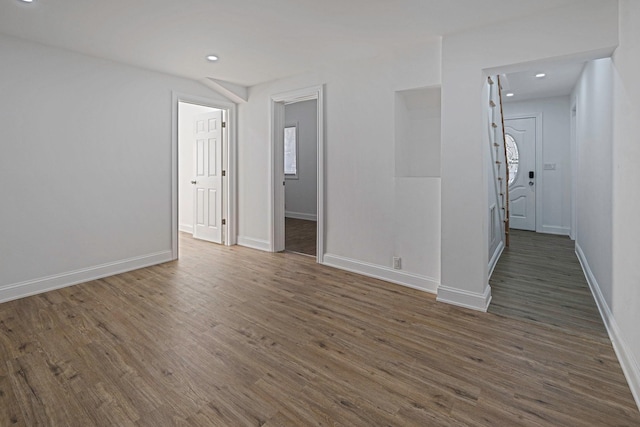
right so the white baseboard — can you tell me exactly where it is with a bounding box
[436,284,492,312]
[285,211,317,221]
[0,251,174,304]
[179,224,194,233]
[322,253,438,294]
[489,240,505,278]
[539,225,570,236]
[237,236,271,252]
[576,243,640,411]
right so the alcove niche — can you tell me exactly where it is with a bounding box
[394,86,441,177]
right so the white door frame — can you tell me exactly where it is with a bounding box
[570,102,577,241]
[504,113,543,232]
[270,85,325,262]
[171,92,237,259]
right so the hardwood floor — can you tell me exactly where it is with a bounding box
[489,229,605,335]
[285,217,316,256]
[0,232,638,425]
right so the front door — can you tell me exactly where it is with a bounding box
[505,117,536,231]
[192,110,224,243]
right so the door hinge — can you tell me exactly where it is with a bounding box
[222,219,226,225]
[222,170,226,177]
[222,121,226,128]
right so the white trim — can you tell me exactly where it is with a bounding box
[237,236,271,252]
[285,211,317,221]
[504,113,543,233]
[436,284,492,312]
[576,244,640,411]
[271,85,325,263]
[570,103,577,241]
[322,254,438,294]
[270,99,286,252]
[489,240,505,278]
[179,224,194,234]
[539,225,570,235]
[172,92,238,260]
[490,204,496,245]
[0,251,173,304]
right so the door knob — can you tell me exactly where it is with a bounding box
[191,180,197,184]
[529,181,534,186]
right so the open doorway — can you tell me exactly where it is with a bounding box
[172,94,237,258]
[486,57,606,329]
[271,85,324,262]
[178,101,225,243]
[284,100,318,256]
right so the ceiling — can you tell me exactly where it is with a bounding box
[0,0,584,87]
[502,60,587,102]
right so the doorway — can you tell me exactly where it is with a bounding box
[270,85,325,262]
[179,102,225,243]
[283,100,318,256]
[504,116,537,231]
[172,94,237,258]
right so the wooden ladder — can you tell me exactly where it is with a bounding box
[497,75,510,247]
[489,75,510,247]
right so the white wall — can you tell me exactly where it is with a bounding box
[238,42,442,291]
[503,96,572,236]
[0,34,226,300]
[438,0,618,311]
[178,102,217,233]
[611,0,640,408]
[394,87,441,178]
[284,100,317,220]
[573,41,640,408]
[573,59,613,305]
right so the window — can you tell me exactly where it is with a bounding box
[284,125,298,178]
[505,133,519,185]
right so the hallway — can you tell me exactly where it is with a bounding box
[489,230,605,337]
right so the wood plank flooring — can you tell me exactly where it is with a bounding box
[0,232,638,425]
[285,217,316,256]
[489,230,606,336]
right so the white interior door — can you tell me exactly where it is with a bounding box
[192,110,224,243]
[505,117,536,231]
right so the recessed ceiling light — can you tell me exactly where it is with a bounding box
[19,0,34,2]
[535,73,546,78]
[206,55,219,62]
[506,92,514,97]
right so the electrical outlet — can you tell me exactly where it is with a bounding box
[393,257,402,270]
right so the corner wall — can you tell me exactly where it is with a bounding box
[0,34,227,301]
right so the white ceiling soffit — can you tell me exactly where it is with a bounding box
[1,0,584,87]
[201,78,248,104]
